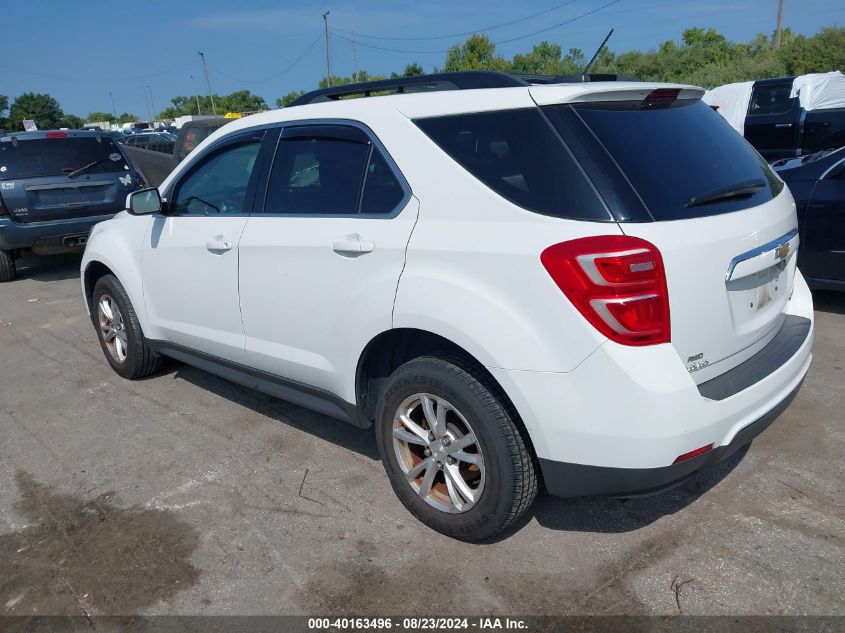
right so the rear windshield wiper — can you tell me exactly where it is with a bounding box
[685,179,766,209]
[66,158,108,178]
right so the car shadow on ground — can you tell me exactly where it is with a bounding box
[158,360,747,538]
[812,289,845,315]
[14,252,82,283]
[165,363,381,461]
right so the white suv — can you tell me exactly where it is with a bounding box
[81,72,813,541]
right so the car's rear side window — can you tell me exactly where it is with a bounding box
[264,131,406,216]
[0,137,128,179]
[549,99,784,221]
[414,109,610,221]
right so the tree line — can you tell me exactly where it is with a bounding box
[1,26,842,131]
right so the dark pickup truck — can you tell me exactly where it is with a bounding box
[121,118,229,187]
[743,76,845,161]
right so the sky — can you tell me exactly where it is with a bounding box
[1,0,842,118]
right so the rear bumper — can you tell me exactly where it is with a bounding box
[489,270,814,498]
[0,214,114,251]
[538,380,801,498]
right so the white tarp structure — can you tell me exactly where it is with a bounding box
[790,71,845,111]
[703,71,845,134]
[702,81,754,134]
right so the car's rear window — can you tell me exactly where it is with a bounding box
[414,109,610,221]
[547,99,784,221]
[0,136,128,179]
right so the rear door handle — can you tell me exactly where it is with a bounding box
[206,236,234,252]
[333,234,375,254]
[774,123,793,128]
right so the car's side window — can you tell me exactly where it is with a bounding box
[171,139,262,215]
[264,126,405,215]
[360,148,404,214]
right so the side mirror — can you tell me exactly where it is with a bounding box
[127,187,162,215]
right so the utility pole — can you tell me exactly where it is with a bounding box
[198,51,217,115]
[143,86,153,122]
[352,30,358,80]
[108,91,117,119]
[190,75,202,115]
[774,0,785,48]
[146,85,156,122]
[322,11,332,87]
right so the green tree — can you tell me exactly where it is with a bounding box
[0,95,8,130]
[444,34,509,72]
[402,62,424,76]
[511,41,563,75]
[86,111,113,123]
[117,112,139,124]
[8,93,64,131]
[158,90,267,119]
[276,91,305,108]
[59,114,85,129]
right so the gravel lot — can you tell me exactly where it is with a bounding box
[0,252,843,617]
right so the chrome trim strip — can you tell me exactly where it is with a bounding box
[725,228,799,282]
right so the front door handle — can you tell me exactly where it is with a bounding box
[206,236,234,252]
[332,234,375,254]
[774,123,793,128]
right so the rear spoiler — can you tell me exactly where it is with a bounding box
[530,83,705,106]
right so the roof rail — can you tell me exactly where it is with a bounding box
[288,70,638,107]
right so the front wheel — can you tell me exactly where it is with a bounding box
[92,274,163,379]
[375,355,538,541]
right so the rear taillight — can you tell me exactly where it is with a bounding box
[46,131,67,138]
[541,235,670,346]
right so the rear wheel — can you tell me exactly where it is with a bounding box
[375,355,538,541]
[92,274,163,379]
[0,249,16,282]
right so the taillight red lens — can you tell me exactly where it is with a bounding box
[540,235,670,346]
[46,131,67,138]
[673,443,713,464]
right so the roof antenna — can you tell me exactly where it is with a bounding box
[581,28,614,82]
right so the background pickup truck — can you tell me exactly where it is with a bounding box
[121,118,229,187]
[705,72,845,162]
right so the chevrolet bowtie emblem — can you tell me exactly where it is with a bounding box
[776,243,791,260]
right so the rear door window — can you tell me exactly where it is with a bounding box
[548,99,784,221]
[0,136,128,179]
[414,109,609,221]
[749,84,796,116]
[264,127,405,215]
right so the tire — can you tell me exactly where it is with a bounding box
[375,355,538,541]
[0,249,16,282]
[91,274,163,379]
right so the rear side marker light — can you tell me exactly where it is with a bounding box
[673,444,714,464]
[541,235,671,346]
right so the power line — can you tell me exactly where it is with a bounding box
[495,0,620,46]
[330,0,621,55]
[209,34,323,84]
[332,0,580,42]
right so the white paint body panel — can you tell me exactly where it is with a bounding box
[238,198,419,401]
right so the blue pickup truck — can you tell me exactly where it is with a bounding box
[0,129,141,281]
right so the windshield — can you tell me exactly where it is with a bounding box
[544,99,784,221]
[0,137,129,179]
